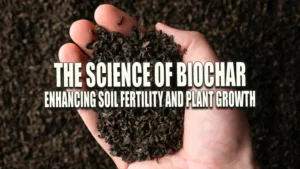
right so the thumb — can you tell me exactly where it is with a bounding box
[155,22,219,63]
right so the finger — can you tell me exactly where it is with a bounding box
[59,42,127,168]
[94,4,145,35]
[155,22,219,63]
[58,43,88,81]
[59,43,88,63]
[69,20,97,57]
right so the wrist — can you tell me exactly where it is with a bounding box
[212,140,258,169]
[228,146,258,169]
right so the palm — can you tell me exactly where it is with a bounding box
[59,4,253,169]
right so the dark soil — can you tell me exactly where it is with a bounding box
[0,0,299,169]
[89,26,184,162]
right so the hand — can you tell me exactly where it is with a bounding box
[59,4,257,169]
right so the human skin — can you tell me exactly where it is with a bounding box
[58,4,258,169]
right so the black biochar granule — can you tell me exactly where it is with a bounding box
[87,25,185,163]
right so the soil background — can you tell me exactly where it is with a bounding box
[0,0,299,169]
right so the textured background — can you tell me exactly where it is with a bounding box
[0,0,299,169]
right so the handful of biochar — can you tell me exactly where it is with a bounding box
[86,24,185,163]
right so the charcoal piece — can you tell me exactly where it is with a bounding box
[88,25,185,163]
[118,16,124,26]
[89,29,94,35]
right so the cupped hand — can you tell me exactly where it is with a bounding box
[59,4,257,169]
